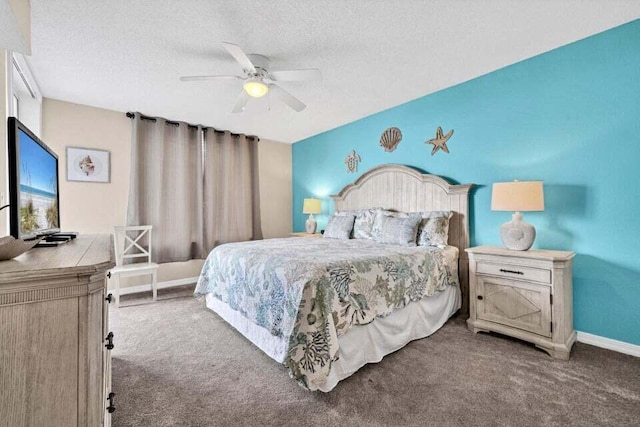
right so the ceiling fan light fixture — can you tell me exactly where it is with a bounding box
[243,79,269,98]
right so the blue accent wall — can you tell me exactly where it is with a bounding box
[292,20,640,346]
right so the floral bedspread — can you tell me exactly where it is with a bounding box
[194,237,459,390]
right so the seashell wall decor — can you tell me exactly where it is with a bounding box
[425,126,454,155]
[379,127,402,152]
[344,150,361,173]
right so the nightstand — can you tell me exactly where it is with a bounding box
[290,232,322,237]
[465,246,576,360]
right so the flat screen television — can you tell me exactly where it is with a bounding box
[7,117,61,239]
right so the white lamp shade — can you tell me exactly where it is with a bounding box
[491,181,544,212]
[302,198,322,214]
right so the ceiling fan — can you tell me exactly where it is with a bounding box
[180,42,321,113]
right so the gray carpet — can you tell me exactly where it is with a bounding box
[111,287,640,426]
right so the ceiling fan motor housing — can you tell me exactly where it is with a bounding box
[246,54,271,78]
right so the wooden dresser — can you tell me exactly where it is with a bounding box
[0,235,115,427]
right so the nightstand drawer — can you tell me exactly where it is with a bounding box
[477,262,551,284]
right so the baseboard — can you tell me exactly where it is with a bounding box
[114,277,199,296]
[576,331,640,358]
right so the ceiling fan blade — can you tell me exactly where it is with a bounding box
[269,69,321,82]
[221,42,256,73]
[269,84,306,112]
[231,89,250,113]
[180,75,240,82]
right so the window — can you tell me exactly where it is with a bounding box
[13,95,19,119]
[10,53,42,136]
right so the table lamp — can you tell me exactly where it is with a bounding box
[303,198,322,234]
[491,180,544,250]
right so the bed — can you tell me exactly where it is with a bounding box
[195,164,473,391]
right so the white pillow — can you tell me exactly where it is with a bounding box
[372,210,409,239]
[373,212,422,246]
[323,214,356,240]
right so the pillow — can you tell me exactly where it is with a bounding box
[323,214,356,240]
[417,211,453,247]
[371,210,410,239]
[335,208,382,240]
[374,214,422,246]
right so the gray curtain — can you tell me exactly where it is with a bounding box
[127,113,262,263]
[202,129,262,249]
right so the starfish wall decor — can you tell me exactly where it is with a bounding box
[425,126,454,155]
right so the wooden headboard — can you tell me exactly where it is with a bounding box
[330,164,474,313]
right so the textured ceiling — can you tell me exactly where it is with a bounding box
[28,1,640,143]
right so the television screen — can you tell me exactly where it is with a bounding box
[8,117,60,239]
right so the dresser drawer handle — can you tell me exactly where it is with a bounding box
[499,268,524,275]
[105,332,115,350]
[107,392,116,413]
[477,295,483,300]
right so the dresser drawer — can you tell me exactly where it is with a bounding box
[477,262,551,284]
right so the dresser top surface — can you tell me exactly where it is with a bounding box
[0,234,114,282]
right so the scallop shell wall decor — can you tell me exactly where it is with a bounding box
[344,150,361,173]
[379,127,402,152]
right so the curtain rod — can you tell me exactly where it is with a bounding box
[125,112,259,141]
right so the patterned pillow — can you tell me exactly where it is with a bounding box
[323,214,356,240]
[335,208,382,239]
[374,214,422,246]
[417,211,453,247]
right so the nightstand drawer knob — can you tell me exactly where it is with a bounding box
[477,295,483,300]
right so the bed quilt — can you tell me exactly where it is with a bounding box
[194,237,459,390]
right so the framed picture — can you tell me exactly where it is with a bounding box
[66,147,111,183]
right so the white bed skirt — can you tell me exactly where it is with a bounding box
[205,284,461,392]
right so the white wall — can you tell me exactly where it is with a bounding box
[0,50,8,230]
[40,98,292,289]
[0,0,31,54]
[42,98,131,234]
[7,0,30,52]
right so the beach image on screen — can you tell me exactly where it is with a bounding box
[18,129,58,236]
